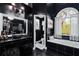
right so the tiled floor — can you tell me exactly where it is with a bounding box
[0,47,64,56]
[32,48,63,56]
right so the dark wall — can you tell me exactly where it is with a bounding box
[32,3,47,14]
[0,3,8,13]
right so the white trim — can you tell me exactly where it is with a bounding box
[54,7,79,40]
[0,13,28,36]
[33,14,47,50]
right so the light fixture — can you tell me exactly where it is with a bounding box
[11,3,15,6]
[8,5,13,10]
[21,6,24,10]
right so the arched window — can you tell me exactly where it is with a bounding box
[55,7,79,39]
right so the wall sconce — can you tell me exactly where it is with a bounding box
[8,5,13,10]
[11,3,15,6]
[21,6,24,10]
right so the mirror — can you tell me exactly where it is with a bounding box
[2,16,26,35]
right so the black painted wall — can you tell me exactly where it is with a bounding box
[32,3,47,14]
